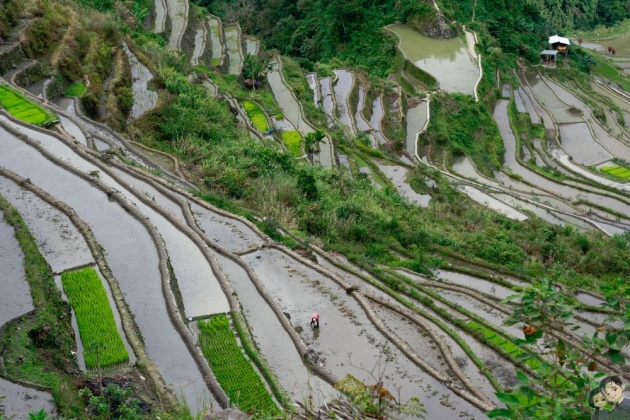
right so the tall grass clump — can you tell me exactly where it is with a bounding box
[198,314,279,416]
[61,267,128,368]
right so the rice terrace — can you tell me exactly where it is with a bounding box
[1,0,630,419]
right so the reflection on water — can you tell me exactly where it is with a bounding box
[387,24,479,95]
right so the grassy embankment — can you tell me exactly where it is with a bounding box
[0,84,57,125]
[198,314,280,416]
[61,267,129,368]
[0,196,83,416]
[65,82,86,97]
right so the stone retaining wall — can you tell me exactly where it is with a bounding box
[0,43,25,75]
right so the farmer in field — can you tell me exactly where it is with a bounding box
[310,312,319,328]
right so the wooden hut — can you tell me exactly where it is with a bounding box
[540,49,558,67]
[548,35,570,54]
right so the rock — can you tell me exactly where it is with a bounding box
[304,347,321,365]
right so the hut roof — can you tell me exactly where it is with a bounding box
[549,35,570,45]
[541,50,559,55]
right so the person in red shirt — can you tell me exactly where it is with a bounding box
[310,312,319,328]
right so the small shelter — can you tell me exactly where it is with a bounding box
[540,49,559,67]
[548,35,570,54]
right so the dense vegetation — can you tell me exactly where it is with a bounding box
[195,0,435,76]
[61,267,129,368]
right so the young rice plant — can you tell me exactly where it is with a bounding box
[61,267,129,368]
[198,314,279,416]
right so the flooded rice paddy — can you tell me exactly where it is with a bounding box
[376,162,431,207]
[207,16,224,64]
[332,70,355,135]
[319,77,335,123]
[387,24,479,95]
[558,123,613,165]
[165,0,188,50]
[122,43,158,119]
[406,101,428,156]
[0,125,215,411]
[223,25,243,75]
[190,24,207,66]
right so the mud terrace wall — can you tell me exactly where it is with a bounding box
[0,43,25,75]
[14,61,44,88]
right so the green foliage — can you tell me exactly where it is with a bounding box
[489,279,630,418]
[61,268,129,368]
[65,82,86,97]
[79,384,142,419]
[425,92,505,175]
[0,197,83,417]
[242,53,268,83]
[195,0,426,77]
[0,84,57,125]
[198,315,279,416]
[243,100,269,131]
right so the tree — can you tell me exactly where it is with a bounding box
[242,54,269,90]
[487,279,630,419]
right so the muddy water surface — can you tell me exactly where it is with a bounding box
[224,25,243,75]
[153,0,166,32]
[0,378,54,419]
[369,96,388,144]
[0,178,93,273]
[191,24,207,66]
[406,101,427,156]
[319,77,335,123]
[0,128,215,411]
[241,249,484,418]
[207,17,224,62]
[58,114,87,146]
[388,24,478,95]
[458,185,528,221]
[529,77,582,124]
[214,254,335,405]
[166,0,188,50]
[376,162,431,207]
[0,209,33,325]
[558,123,613,165]
[432,269,516,300]
[188,201,263,252]
[245,37,259,56]
[354,85,377,147]
[333,70,355,135]
[122,43,158,120]
[306,73,320,107]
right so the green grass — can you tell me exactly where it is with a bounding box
[65,82,86,97]
[198,314,279,416]
[243,100,269,131]
[0,196,83,416]
[600,165,630,179]
[590,54,630,91]
[0,84,57,125]
[281,130,302,156]
[61,267,129,368]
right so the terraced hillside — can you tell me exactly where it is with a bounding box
[1,0,630,418]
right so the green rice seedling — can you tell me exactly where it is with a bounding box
[243,101,269,132]
[0,84,57,125]
[600,165,630,179]
[61,267,128,368]
[281,130,302,156]
[198,314,279,416]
